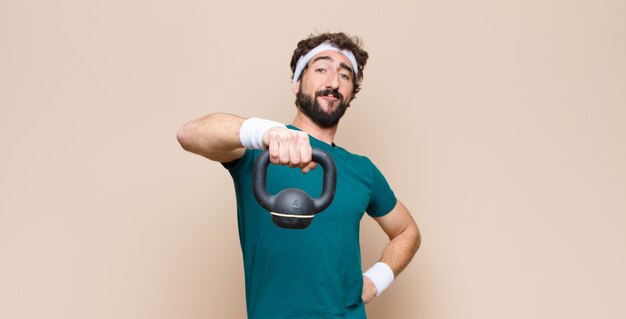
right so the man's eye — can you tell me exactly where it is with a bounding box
[340,73,351,80]
[315,68,326,73]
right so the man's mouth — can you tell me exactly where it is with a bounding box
[316,89,343,101]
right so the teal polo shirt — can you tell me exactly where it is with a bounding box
[223,125,397,319]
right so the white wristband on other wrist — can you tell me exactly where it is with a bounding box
[363,262,395,297]
[239,118,286,150]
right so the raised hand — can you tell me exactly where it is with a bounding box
[262,127,318,173]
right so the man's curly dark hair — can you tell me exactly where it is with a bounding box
[290,32,369,98]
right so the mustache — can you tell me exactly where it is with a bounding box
[315,88,343,100]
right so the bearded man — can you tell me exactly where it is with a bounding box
[177,32,421,319]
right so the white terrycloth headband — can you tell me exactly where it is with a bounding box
[291,41,359,86]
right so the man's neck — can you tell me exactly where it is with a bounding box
[291,111,338,145]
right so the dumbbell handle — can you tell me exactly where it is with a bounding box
[252,148,337,214]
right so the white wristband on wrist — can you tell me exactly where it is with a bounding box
[363,262,395,297]
[239,118,287,150]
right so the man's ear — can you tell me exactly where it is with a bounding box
[291,81,300,94]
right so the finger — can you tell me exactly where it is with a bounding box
[361,276,376,304]
[278,134,290,165]
[261,127,274,149]
[289,136,300,168]
[301,162,317,174]
[299,137,312,168]
[269,136,280,165]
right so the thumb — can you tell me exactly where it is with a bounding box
[301,162,318,174]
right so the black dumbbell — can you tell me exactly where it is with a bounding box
[252,148,337,229]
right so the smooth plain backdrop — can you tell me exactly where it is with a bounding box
[1,0,625,318]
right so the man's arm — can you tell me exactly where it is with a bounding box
[177,112,316,171]
[176,112,247,163]
[362,200,421,303]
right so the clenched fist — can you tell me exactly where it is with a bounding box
[262,127,318,173]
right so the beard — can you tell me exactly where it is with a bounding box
[295,88,349,128]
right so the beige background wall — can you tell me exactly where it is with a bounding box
[1,0,625,318]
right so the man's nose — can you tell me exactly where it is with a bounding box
[325,70,340,89]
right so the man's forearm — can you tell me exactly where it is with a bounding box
[372,201,421,277]
[362,205,420,302]
[379,223,421,276]
[177,112,246,162]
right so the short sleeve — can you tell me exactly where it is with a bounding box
[366,160,397,218]
[222,148,256,179]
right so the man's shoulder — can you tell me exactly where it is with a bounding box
[331,144,376,167]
